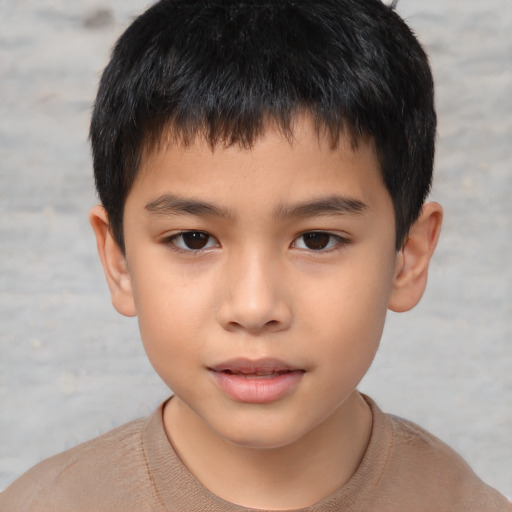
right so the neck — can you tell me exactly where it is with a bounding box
[163,392,372,510]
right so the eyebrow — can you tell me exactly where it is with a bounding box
[274,195,368,220]
[144,194,367,220]
[145,194,233,218]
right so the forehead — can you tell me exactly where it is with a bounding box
[131,117,388,212]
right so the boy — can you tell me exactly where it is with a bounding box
[1,0,510,510]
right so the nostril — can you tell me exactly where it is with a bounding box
[223,317,285,334]
[216,283,293,334]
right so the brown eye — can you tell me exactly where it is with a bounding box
[293,232,348,252]
[181,232,210,250]
[301,232,331,250]
[169,231,218,251]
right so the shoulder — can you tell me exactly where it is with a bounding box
[0,414,157,512]
[376,408,511,511]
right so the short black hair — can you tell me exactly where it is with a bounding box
[90,0,435,251]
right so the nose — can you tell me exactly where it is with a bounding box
[217,249,292,334]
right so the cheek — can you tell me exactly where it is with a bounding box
[316,255,393,320]
[129,261,213,376]
[306,254,395,365]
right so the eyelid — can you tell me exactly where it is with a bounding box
[291,231,351,252]
[165,230,220,252]
[162,230,350,253]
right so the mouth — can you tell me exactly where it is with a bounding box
[209,357,304,376]
[220,369,297,377]
[208,358,305,403]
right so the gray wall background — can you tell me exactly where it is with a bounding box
[1,0,511,498]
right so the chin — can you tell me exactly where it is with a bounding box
[226,432,298,451]
[214,417,310,451]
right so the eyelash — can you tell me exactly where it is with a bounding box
[164,231,350,253]
[165,231,220,253]
[291,231,350,252]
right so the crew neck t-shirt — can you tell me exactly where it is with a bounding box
[1,395,510,511]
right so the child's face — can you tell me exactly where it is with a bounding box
[119,118,400,448]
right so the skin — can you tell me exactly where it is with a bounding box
[90,117,442,509]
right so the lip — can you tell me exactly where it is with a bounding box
[208,358,305,404]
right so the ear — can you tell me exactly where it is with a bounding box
[388,202,443,313]
[89,205,137,317]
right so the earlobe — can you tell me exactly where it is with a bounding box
[388,202,443,313]
[89,205,137,317]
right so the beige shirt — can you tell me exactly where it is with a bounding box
[1,396,510,511]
